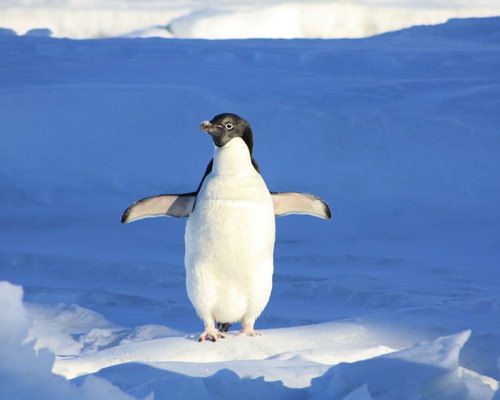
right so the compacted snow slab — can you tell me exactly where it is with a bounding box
[52,324,498,399]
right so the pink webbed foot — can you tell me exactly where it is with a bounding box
[239,329,262,337]
[198,329,225,342]
[239,321,261,337]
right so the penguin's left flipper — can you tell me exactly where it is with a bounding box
[272,192,332,220]
[121,193,196,223]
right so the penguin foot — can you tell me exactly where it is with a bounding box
[239,328,261,337]
[239,325,262,337]
[198,329,225,342]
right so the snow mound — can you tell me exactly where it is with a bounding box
[0,281,136,400]
[51,323,498,399]
[52,322,395,382]
[0,7,185,39]
[26,302,184,357]
[13,278,496,399]
[168,2,500,39]
[310,330,498,399]
[1,0,500,39]
[8,279,492,399]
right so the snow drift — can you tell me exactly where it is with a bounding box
[167,1,500,39]
[1,282,497,399]
[1,0,500,39]
[0,282,135,400]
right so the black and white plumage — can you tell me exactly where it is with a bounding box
[122,113,331,342]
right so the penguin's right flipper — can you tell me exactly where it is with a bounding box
[121,193,196,223]
[272,192,332,220]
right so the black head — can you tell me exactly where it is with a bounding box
[200,113,254,153]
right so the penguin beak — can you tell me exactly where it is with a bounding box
[200,120,223,134]
[200,121,212,132]
[200,120,230,148]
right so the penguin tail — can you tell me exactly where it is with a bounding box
[217,322,232,333]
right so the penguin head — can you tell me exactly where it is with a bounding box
[200,113,254,153]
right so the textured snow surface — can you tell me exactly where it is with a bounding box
[1,13,500,400]
[1,0,500,38]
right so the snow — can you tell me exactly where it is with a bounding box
[166,2,500,39]
[0,282,136,400]
[1,0,500,39]
[1,8,500,400]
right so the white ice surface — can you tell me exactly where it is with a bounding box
[0,12,499,400]
[2,282,497,399]
[0,282,136,400]
[1,0,500,38]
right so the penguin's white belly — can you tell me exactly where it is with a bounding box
[185,172,275,324]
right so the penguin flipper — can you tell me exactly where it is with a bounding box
[272,192,332,220]
[121,194,196,223]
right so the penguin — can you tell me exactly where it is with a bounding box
[122,113,331,342]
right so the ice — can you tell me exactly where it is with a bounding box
[309,331,478,399]
[52,328,496,398]
[0,0,499,38]
[167,2,500,39]
[0,282,136,400]
[0,8,499,400]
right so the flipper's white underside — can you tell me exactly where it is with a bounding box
[271,192,331,219]
[122,192,331,223]
[121,194,195,223]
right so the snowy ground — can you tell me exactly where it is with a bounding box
[1,0,500,39]
[1,10,500,400]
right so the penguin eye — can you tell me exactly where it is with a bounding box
[225,123,234,130]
